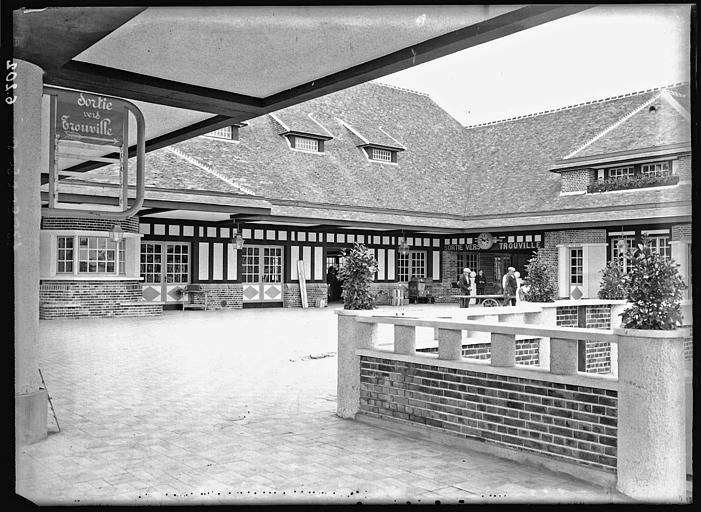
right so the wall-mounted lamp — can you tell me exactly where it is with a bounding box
[110,224,124,244]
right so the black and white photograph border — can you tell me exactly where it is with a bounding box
[5,2,695,506]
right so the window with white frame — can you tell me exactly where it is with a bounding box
[645,234,671,261]
[608,166,634,180]
[610,236,635,273]
[569,247,583,285]
[54,235,126,275]
[57,236,74,273]
[371,147,393,162]
[140,243,162,283]
[78,237,125,274]
[206,126,236,140]
[293,136,320,152]
[397,251,426,282]
[641,161,671,178]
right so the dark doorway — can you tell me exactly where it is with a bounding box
[326,248,345,303]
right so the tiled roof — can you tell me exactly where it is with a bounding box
[269,111,333,139]
[75,81,690,223]
[461,83,691,216]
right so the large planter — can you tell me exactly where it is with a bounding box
[614,327,690,503]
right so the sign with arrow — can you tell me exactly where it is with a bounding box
[55,89,125,146]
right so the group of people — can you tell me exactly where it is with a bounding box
[457,266,529,307]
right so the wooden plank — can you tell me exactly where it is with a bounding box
[297,260,308,308]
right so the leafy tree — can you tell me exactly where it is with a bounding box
[598,260,627,300]
[523,250,556,302]
[338,243,378,310]
[620,235,686,330]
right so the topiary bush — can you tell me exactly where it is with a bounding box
[620,235,686,330]
[523,249,556,302]
[598,260,627,300]
[337,243,378,310]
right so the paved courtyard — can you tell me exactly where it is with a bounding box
[17,304,631,505]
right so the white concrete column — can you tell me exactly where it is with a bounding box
[583,243,607,299]
[337,314,378,419]
[490,332,515,367]
[670,241,691,301]
[14,59,48,445]
[615,328,688,503]
[394,325,416,355]
[557,245,569,298]
[549,337,579,375]
[437,328,462,360]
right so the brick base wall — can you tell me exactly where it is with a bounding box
[40,280,161,319]
[557,305,612,374]
[189,284,243,309]
[283,283,328,308]
[417,339,541,366]
[359,356,617,471]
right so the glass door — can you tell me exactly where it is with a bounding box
[140,242,190,303]
[242,245,283,302]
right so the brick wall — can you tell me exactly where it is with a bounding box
[359,356,617,471]
[417,339,540,366]
[41,217,140,233]
[40,279,161,319]
[556,305,612,374]
[672,224,692,242]
[189,284,243,309]
[283,283,328,307]
[560,169,595,193]
[677,153,691,182]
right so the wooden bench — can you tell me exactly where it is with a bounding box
[182,284,209,310]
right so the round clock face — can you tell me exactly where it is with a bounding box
[477,232,493,250]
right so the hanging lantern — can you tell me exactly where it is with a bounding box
[109,224,124,244]
[232,228,244,250]
[398,236,410,256]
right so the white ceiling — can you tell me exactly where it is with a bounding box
[74,5,519,97]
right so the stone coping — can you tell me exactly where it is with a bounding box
[531,299,628,308]
[356,348,619,390]
[613,327,691,339]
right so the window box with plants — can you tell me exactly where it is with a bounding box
[587,173,679,193]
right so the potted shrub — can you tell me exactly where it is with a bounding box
[522,249,556,303]
[337,243,378,310]
[597,259,627,300]
[619,235,686,330]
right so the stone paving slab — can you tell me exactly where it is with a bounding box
[17,305,635,505]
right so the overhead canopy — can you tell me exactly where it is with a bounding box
[14,4,590,180]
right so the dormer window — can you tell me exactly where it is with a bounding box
[290,135,322,153]
[370,148,393,162]
[361,145,401,164]
[204,123,245,142]
[641,161,671,178]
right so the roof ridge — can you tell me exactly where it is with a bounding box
[563,91,664,160]
[166,147,255,196]
[464,81,690,129]
[372,81,430,97]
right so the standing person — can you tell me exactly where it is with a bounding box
[469,270,478,305]
[514,271,523,304]
[475,269,487,297]
[503,267,518,306]
[327,266,337,302]
[458,268,471,308]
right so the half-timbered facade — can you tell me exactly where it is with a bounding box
[38,81,691,317]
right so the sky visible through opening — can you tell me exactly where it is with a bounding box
[375,4,691,126]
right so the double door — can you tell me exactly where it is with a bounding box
[140,242,190,303]
[241,246,283,302]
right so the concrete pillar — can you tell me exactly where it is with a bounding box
[394,325,416,355]
[549,337,579,375]
[615,328,688,503]
[437,328,462,360]
[669,241,689,300]
[337,314,378,419]
[14,59,48,445]
[490,332,515,367]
